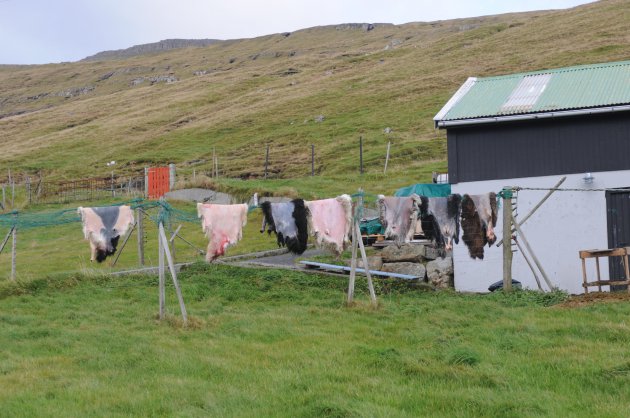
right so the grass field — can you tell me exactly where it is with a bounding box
[2,263,630,417]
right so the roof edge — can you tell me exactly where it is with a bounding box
[436,104,630,129]
[433,77,477,127]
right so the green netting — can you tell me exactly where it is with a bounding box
[0,209,80,229]
[0,199,204,231]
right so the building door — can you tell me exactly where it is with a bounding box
[606,190,630,290]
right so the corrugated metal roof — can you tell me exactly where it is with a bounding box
[434,60,630,125]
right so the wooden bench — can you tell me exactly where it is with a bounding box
[580,247,630,293]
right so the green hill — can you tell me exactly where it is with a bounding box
[0,0,628,196]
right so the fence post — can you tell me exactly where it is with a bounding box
[11,225,17,281]
[502,188,513,292]
[11,180,15,209]
[137,208,145,266]
[311,144,315,176]
[144,167,149,198]
[384,141,391,174]
[264,144,270,179]
[111,171,115,198]
[26,177,31,205]
[169,163,176,190]
[2,185,5,210]
[359,136,363,175]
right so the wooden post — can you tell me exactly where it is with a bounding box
[347,221,359,304]
[169,163,176,190]
[356,222,377,305]
[11,180,15,209]
[158,223,165,319]
[137,208,145,266]
[11,226,17,281]
[144,167,149,198]
[359,136,363,175]
[384,141,391,174]
[311,144,315,176]
[264,144,270,179]
[159,222,188,325]
[502,188,513,292]
[212,147,216,178]
[26,177,31,205]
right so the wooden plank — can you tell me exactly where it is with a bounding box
[300,261,419,280]
[583,280,630,287]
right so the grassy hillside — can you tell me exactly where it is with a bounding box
[2,264,630,416]
[1,0,629,197]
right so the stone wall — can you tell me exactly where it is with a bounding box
[358,243,453,289]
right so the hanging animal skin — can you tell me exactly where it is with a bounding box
[260,199,308,254]
[460,192,498,260]
[419,194,462,250]
[305,194,353,255]
[377,194,421,244]
[78,205,134,262]
[197,203,248,262]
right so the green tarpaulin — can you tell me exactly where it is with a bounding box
[394,183,451,197]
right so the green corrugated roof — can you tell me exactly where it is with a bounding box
[435,60,630,123]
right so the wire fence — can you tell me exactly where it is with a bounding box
[0,173,146,210]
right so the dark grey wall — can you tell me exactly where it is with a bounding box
[447,111,630,183]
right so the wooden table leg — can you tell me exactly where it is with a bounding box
[596,256,602,292]
[623,254,630,294]
[581,257,588,294]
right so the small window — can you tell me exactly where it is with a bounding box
[500,73,551,113]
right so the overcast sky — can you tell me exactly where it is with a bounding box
[0,0,595,65]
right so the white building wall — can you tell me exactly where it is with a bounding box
[451,170,630,294]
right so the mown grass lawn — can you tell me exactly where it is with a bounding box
[2,263,630,417]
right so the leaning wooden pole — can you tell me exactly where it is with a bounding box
[158,223,166,320]
[355,222,377,305]
[110,222,137,267]
[502,188,513,292]
[511,216,554,291]
[347,223,359,304]
[497,176,566,247]
[159,222,188,325]
[0,226,13,255]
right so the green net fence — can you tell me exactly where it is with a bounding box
[0,199,205,231]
